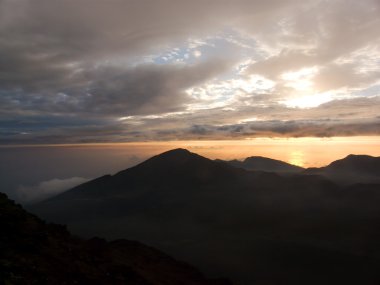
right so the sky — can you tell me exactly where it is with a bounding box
[1,0,380,203]
[1,0,380,144]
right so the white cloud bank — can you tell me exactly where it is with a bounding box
[16,177,90,204]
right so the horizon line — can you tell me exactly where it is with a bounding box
[1,136,380,148]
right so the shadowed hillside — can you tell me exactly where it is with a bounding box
[0,192,231,285]
[29,149,380,285]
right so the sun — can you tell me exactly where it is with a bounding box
[283,92,333,109]
[279,67,334,109]
[289,151,305,167]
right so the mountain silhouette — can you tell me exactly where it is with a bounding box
[304,154,380,185]
[219,156,304,173]
[29,149,380,285]
[0,192,232,285]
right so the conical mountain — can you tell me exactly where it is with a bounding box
[46,148,248,203]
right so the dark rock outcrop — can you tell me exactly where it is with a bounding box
[0,192,232,285]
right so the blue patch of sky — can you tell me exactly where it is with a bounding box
[352,83,380,98]
[177,30,269,106]
[152,47,190,65]
[151,29,260,70]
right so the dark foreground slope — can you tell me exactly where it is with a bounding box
[0,192,231,285]
[30,149,380,285]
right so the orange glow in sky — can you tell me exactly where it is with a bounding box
[6,136,380,168]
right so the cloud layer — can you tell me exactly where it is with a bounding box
[16,177,90,203]
[1,0,379,143]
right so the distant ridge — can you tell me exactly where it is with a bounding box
[326,154,380,175]
[220,156,304,173]
[304,154,380,185]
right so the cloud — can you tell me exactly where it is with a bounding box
[1,0,380,143]
[16,177,90,204]
[1,96,380,144]
[0,0,306,96]
[244,0,380,101]
[312,63,380,92]
[177,120,380,140]
[0,59,231,118]
[86,60,231,116]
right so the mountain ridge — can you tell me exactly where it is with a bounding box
[220,155,304,173]
[304,154,380,185]
[47,148,251,203]
[29,149,380,284]
[45,151,380,204]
